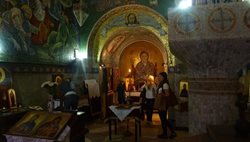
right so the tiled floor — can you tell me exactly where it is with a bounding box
[85,114,190,142]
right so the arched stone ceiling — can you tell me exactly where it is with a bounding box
[101,27,167,67]
[88,4,175,67]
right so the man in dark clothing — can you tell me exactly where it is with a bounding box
[117,79,126,104]
[59,78,79,110]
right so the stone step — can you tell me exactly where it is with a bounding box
[177,133,211,142]
[207,125,250,142]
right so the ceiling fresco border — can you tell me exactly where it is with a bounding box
[87,4,175,67]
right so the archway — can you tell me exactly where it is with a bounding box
[100,26,166,92]
[87,4,174,68]
[87,4,173,117]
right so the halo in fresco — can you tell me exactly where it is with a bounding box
[244,8,250,29]
[208,7,236,33]
[0,67,6,83]
[174,13,200,35]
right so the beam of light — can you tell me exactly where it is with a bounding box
[178,0,192,9]
[76,51,87,60]
[74,48,87,60]
[0,38,3,53]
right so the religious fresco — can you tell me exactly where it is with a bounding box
[89,5,172,65]
[8,111,72,139]
[93,0,137,12]
[0,0,88,64]
[125,13,139,26]
[0,0,175,65]
[134,50,156,81]
[0,66,12,87]
[106,35,126,55]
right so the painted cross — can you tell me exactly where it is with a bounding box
[209,8,235,32]
[175,14,199,34]
[244,9,250,29]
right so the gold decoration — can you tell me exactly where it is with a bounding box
[0,67,6,83]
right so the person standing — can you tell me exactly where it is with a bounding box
[80,80,89,96]
[156,72,176,139]
[59,77,79,110]
[141,75,156,123]
[117,79,126,104]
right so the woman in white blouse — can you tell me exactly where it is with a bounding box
[141,75,157,123]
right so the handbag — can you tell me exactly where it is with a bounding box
[154,93,167,110]
[139,88,146,104]
[166,90,178,107]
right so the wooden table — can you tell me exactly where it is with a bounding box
[1,110,88,142]
[0,108,27,134]
[107,105,142,142]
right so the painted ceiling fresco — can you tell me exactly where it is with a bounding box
[0,0,174,64]
[0,0,87,64]
[90,5,170,64]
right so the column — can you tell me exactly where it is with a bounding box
[188,77,238,135]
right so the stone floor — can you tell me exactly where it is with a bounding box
[84,112,250,142]
[84,114,196,142]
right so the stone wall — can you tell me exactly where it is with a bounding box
[168,2,250,135]
[12,73,51,109]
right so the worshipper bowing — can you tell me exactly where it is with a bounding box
[59,76,79,110]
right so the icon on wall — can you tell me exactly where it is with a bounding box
[0,67,5,83]
[179,81,188,97]
[125,13,139,27]
[8,111,72,140]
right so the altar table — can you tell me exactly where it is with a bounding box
[107,105,141,142]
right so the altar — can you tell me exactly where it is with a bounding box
[125,92,141,103]
[107,105,142,142]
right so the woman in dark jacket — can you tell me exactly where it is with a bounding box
[156,72,176,139]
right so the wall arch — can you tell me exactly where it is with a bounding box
[100,27,167,67]
[87,4,174,67]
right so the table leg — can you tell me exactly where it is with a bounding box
[109,119,112,140]
[135,117,141,142]
[114,119,117,135]
[138,118,141,136]
[135,119,137,142]
[126,118,129,130]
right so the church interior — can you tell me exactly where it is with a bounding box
[0,0,250,141]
